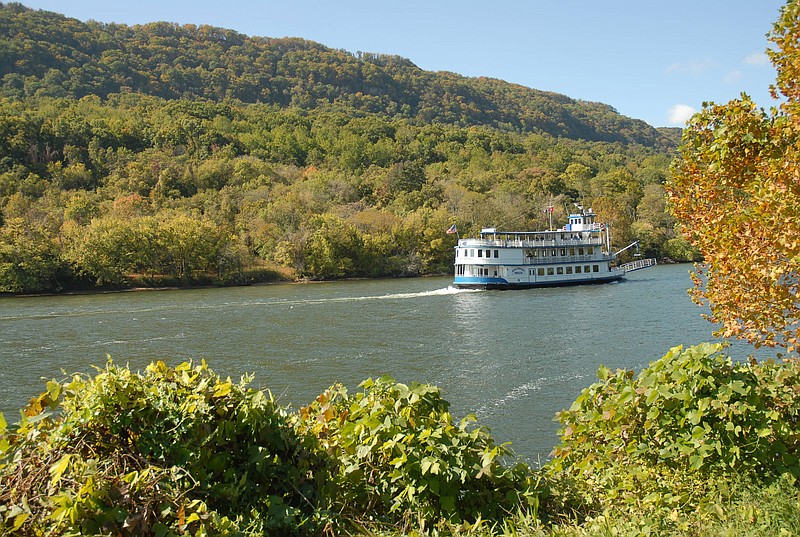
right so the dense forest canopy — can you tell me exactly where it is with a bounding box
[0,2,693,293]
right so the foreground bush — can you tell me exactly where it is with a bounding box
[3,344,800,536]
[0,364,540,536]
[547,342,800,519]
[0,361,331,536]
[296,377,540,532]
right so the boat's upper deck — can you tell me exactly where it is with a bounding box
[457,229,604,249]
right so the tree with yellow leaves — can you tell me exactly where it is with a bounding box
[668,1,800,351]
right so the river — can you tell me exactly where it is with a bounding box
[0,263,761,461]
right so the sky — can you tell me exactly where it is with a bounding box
[19,0,787,128]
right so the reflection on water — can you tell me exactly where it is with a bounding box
[0,265,764,460]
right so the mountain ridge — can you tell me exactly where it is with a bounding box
[0,2,676,149]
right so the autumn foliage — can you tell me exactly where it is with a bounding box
[668,1,800,351]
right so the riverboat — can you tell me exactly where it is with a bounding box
[452,210,639,289]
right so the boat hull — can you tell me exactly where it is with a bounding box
[453,272,625,290]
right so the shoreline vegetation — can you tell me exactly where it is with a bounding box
[0,3,698,297]
[2,344,800,536]
[0,269,460,298]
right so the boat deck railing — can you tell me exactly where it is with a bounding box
[620,258,657,272]
[459,236,605,248]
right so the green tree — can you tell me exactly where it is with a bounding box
[0,217,62,293]
[302,213,365,279]
[63,216,139,286]
[155,213,226,284]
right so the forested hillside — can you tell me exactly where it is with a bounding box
[0,2,695,293]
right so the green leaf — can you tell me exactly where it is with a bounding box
[46,380,61,404]
[49,454,71,486]
[212,381,232,398]
[11,513,29,532]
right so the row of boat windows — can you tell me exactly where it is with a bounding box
[528,247,594,257]
[535,265,601,276]
[454,264,601,276]
[458,249,500,258]
[457,247,595,258]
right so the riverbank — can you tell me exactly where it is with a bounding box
[0,266,457,298]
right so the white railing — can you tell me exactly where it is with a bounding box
[620,258,657,272]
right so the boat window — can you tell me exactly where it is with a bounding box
[569,248,575,256]
[470,249,474,257]
[478,249,482,257]
[578,248,584,255]
[494,250,499,258]
[575,266,582,273]
[547,268,554,276]
[593,265,599,272]
[537,268,545,276]
[551,249,557,257]
[566,267,573,274]
[557,267,564,275]
[584,265,590,273]
[560,248,566,256]
[588,248,594,255]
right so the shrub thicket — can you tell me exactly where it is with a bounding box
[0,363,539,536]
[547,343,800,521]
[296,377,539,532]
[3,345,800,535]
[0,360,332,536]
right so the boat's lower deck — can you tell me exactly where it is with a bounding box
[453,271,624,289]
[454,258,624,289]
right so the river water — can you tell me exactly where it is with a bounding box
[0,263,761,461]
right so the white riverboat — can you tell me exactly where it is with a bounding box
[452,210,640,289]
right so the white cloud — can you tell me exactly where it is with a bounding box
[667,104,697,126]
[723,69,742,84]
[665,57,714,75]
[743,51,770,66]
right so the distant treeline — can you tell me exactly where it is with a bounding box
[0,3,697,293]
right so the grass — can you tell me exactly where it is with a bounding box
[355,474,800,537]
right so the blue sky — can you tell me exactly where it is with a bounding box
[20,0,786,127]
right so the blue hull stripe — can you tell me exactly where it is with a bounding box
[453,274,623,289]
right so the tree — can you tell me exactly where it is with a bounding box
[302,213,366,279]
[155,213,226,284]
[668,1,800,351]
[63,216,140,286]
[0,217,62,293]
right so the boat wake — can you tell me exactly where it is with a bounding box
[249,286,481,308]
[473,370,590,419]
[0,287,481,322]
[360,286,482,301]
